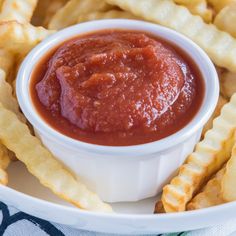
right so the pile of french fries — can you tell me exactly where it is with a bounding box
[1,0,236,214]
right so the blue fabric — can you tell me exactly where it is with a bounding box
[0,202,63,236]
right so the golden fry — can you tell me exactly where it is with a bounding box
[0,168,8,185]
[222,135,236,202]
[175,0,213,23]
[0,0,38,23]
[49,0,113,30]
[0,69,25,122]
[220,71,236,99]
[77,10,138,23]
[107,0,236,72]
[160,93,236,212]
[0,144,10,185]
[0,21,55,55]
[0,68,25,162]
[187,1,213,23]
[202,95,228,136]
[0,49,15,79]
[187,166,225,210]
[214,2,236,38]
[43,0,68,27]
[0,103,112,212]
[0,144,10,170]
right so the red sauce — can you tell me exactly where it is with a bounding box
[30,30,205,146]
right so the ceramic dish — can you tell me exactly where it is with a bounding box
[17,20,219,202]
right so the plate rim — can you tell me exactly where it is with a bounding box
[1,184,236,219]
[2,184,236,234]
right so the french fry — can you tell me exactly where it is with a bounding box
[175,0,213,23]
[43,0,68,27]
[159,93,236,212]
[77,10,138,23]
[0,144,10,185]
[107,0,236,72]
[0,103,112,212]
[187,166,225,210]
[0,49,14,79]
[0,79,11,184]
[0,144,10,169]
[0,0,38,23]
[187,1,213,23]
[222,137,236,202]
[49,0,113,30]
[0,21,55,55]
[214,2,236,38]
[202,95,228,136]
[0,168,8,185]
[0,68,25,162]
[0,69,25,122]
[220,71,236,99]
[0,68,13,167]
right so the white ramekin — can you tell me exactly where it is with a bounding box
[16,20,219,203]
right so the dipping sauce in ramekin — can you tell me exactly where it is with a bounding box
[30,30,204,146]
[17,20,218,202]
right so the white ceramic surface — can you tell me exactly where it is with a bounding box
[17,20,219,202]
[1,161,236,235]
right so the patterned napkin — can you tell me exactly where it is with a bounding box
[0,201,235,236]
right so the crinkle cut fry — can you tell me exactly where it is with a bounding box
[0,143,10,185]
[0,65,26,184]
[202,95,228,136]
[43,0,68,27]
[160,93,236,212]
[107,0,236,72]
[0,74,11,180]
[0,168,7,185]
[174,0,213,23]
[0,49,14,80]
[222,135,236,202]
[0,69,25,122]
[77,10,138,23]
[49,0,113,30]
[214,2,236,38]
[187,166,226,210]
[219,71,236,99]
[0,103,112,212]
[0,21,55,55]
[0,0,38,23]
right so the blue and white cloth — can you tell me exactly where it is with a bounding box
[0,202,236,236]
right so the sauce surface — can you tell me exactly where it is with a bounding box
[31,30,204,146]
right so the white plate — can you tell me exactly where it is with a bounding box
[0,161,235,235]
